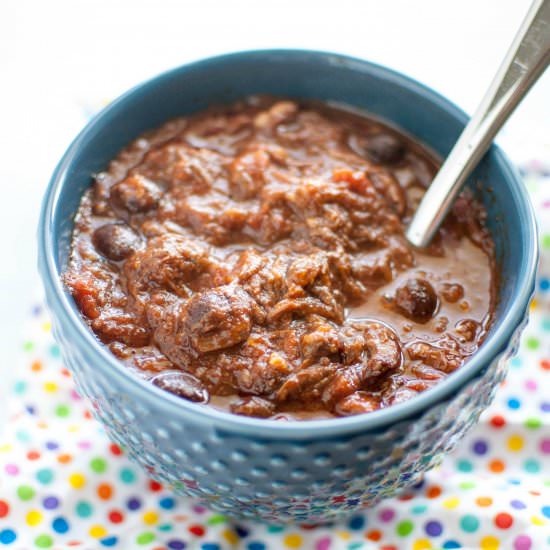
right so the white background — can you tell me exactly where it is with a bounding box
[1,0,549,412]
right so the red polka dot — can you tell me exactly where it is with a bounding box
[490,415,506,428]
[366,530,382,541]
[398,493,414,501]
[381,546,398,550]
[0,500,9,518]
[108,510,124,524]
[495,512,513,529]
[540,359,550,371]
[27,450,40,461]
[109,443,122,456]
[188,525,205,537]
[97,483,113,500]
[426,485,442,498]
[149,480,163,492]
[84,411,92,420]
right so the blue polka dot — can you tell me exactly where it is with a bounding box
[235,525,249,538]
[201,544,220,550]
[510,356,522,368]
[100,536,118,547]
[52,517,69,534]
[511,499,526,510]
[158,497,174,510]
[540,278,549,291]
[348,515,365,530]
[542,318,550,332]
[167,541,186,550]
[247,544,266,550]
[43,496,59,510]
[508,478,521,485]
[126,497,141,510]
[507,397,521,409]
[442,541,462,549]
[0,530,16,544]
[472,440,488,455]
[542,506,550,519]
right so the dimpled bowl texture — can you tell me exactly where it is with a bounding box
[38,50,538,524]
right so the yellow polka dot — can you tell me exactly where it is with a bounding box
[68,425,80,433]
[42,321,51,332]
[223,529,239,544]
[442,496,460,509]
[284,533,303,548]
[68,473,86,489]
[43,382,58,393]
[336,531,351,540]
[0,444,13,453]
[480,535,500,549]
[413,539,432,550]
[531,515,548,526]
[142,510,159,525]
[507,434,524,452]
[26,510,43,526]
[529,298,538,310]
[89,525,107,538]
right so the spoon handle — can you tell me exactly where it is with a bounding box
[406,0,550,248]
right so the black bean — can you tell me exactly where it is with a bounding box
[151,371,209,403]
[92,223,141,261]
[365,134,406,164]
[394,278,438,323]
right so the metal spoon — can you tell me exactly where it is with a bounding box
[406,0,550,248]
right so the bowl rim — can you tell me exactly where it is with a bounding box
[38,48,539,439]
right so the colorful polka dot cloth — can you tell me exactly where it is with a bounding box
[0,167,549,549]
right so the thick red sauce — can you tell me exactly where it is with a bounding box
[65,97,496,420]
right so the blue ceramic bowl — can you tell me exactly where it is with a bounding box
[38,50,538,524]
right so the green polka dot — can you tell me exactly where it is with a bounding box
[76,500,93,518]
[457,459,473,472]
[207,514,227,526]
[267,525,285,533]
[90,457,107,473]
[119,467,136,483]
[524,458,540,473]
[411,504,428,515]
[459,480,476,490]
[542,233,550,249]
[525,336,540,350]
[55,404,70,418]
[36,469,54,485]
[23,341,34,352]
[396,519,414,536]
[525,417,542,429]
[460,514,479,532]
[13,381,27,395]
[17,485,35,501]
[49,344,61,358]
[158,524,172,532]
[34,534,53,548]
[136,532,155,545]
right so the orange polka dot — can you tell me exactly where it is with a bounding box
[366,530,382,541]
[31,360,43,372]
[540,359,550,371]
[476,497,493,507]
[489,459,505,473]
[97,483,113,500]
[529,490,540,496]
[57,453,73,464]
[426,485,442,498]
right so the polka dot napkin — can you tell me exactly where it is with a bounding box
[0,168,549,549]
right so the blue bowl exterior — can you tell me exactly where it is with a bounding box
[38,50,538,524]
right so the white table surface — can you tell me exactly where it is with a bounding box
[1,0,549,429]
